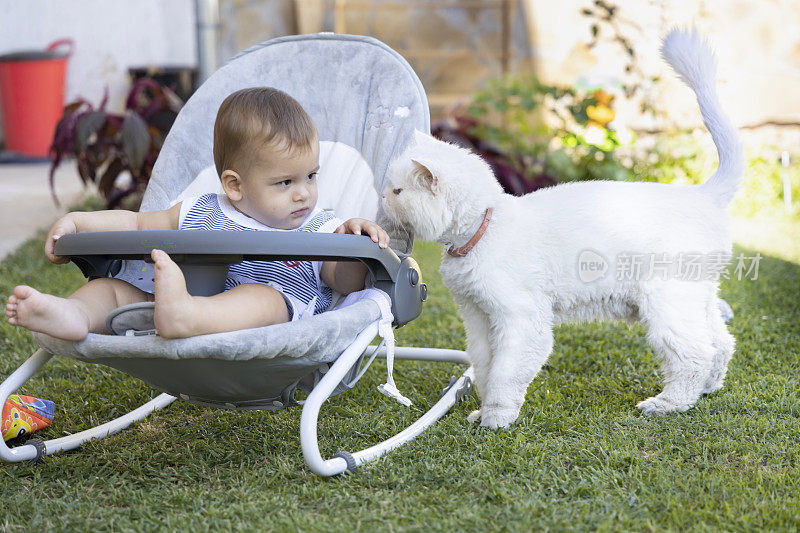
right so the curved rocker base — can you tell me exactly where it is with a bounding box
[0,326,472,475]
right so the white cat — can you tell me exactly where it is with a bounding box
[381,29,743,428]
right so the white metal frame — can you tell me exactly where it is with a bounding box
[0,349,176,462]
[0,321,472,475]
[300,322,473,476]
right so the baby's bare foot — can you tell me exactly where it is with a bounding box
[5,285,89,341]
[152,249,196,339]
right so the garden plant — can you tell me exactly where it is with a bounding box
[49,78,183,210]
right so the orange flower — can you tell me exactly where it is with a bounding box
[587,89,615,127]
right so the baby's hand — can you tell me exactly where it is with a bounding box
[44,214,78,264]
[335,218,391,249]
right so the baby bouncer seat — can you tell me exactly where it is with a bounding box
[0,33,473,476]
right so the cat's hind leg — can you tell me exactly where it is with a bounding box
[702,293,735,395]
[637,283,716,415]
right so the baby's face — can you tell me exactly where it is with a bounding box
[236,140,320,229]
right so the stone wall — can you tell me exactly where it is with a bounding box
[218,0,535,115]
[525,0,800,134]
[218,0,799,146]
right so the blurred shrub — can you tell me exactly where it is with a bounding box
[631,131,799,221]
[435,74,798,221]
[734,156,800,220]
[432,74,635,196]
[49,79,183,210]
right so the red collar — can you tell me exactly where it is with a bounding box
[447,208,493,257]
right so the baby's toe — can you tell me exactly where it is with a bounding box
[12,285,34,300]
[151,249,178,269]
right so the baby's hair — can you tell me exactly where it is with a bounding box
[213,87,316,176]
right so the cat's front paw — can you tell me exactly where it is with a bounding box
[467,409,481,424]
[636,395,692,416]
[478,405,518,429]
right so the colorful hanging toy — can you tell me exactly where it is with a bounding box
[2,394,55,442]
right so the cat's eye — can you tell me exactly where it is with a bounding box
[393,188,403,195]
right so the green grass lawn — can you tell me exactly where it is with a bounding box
[1,218,798,531]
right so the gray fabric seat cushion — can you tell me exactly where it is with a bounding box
[33,299,381,410]
[34,298,379,363]
[141,33,429,213]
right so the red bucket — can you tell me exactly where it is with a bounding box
[0,39,74,158]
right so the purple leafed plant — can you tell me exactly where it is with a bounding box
[49,78,183,209]
[431,115,556,196]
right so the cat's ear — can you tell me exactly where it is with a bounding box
[413,129,431,146]
[411,158,438,191]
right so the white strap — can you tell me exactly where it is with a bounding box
[338,288,411,407]
[371,291,412,407]
[299,296,318,320]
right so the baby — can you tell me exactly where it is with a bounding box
[6,87,389,341]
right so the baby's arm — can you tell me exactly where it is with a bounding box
[45,204,182,264]
[320,218,390,295]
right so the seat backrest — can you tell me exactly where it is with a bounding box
[140,33,430,216]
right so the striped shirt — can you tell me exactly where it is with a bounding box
[179,193,344,315]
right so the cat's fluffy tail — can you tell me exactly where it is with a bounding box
[661,28,744,207]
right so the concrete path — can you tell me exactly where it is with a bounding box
[0,163,91,260]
